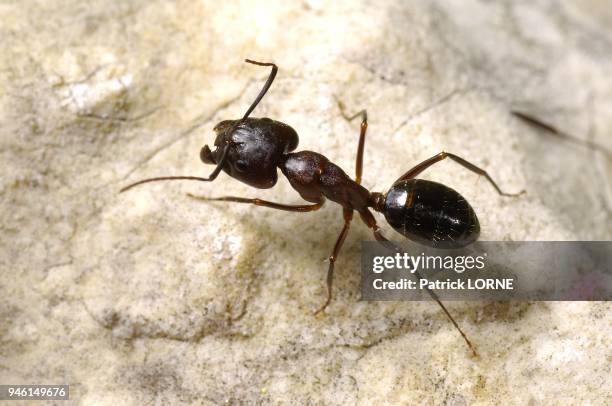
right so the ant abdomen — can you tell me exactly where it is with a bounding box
[383,179,480,248]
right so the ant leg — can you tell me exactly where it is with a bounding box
[242,60,278,120]
[338,101,368,184]
[186,194,324,212]
[358,208,478,357]
[395,152,524,197]
[314,208,354,315]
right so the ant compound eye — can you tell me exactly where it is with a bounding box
[235,160,248,172]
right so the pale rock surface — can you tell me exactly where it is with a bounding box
[1,0,611,404]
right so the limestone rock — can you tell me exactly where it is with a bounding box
[1,0,610,404]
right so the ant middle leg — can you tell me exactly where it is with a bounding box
[314,208,354,315]
[186,194,324,212]
[394,152,524,197]
[337,100,368,184]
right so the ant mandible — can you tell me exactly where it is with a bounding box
[121,59,523,356]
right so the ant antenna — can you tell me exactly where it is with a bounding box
[242,59,278,120]
[119,143,230,193]
[120,59,278,194]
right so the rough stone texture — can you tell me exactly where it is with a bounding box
[1,0,611,404]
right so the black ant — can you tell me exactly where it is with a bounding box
[121,59,524,356]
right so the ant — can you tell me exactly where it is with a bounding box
[121,59,524,356]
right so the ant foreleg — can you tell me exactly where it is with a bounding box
[337,100,368,184]
[394,152,524,197]
[186,194,324,212]
[358,208,478,357]
[314,208,353,315]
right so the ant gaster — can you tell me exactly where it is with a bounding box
[121,59,524,356]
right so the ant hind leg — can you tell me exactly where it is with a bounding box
[358,208,478,357]
[395,151,524,197]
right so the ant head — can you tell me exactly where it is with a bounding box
[201,117,299,189]
[120,60,299,194]
[199,120,233,165]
